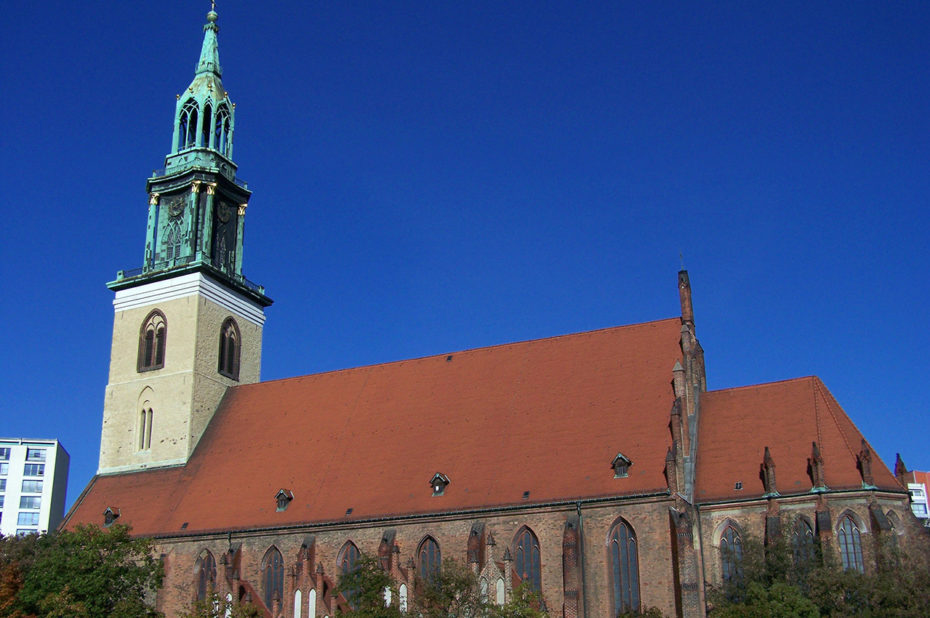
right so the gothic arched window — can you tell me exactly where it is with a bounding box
[792,517,815,566]
[202,103,213,149]
[164,220,182,262]
[838,515,864,572]
[417,536,441,582]
[218,317,241,380]
[138,407,153,450]
[138,310,166,372]
[261,546,284,611]
[179,100,199,149]
[513,527,541,592]
[720,523,743,582]
[195,550,217,601]
[338,541,360,609]
[608,518,640,614]
[214,106,231,156]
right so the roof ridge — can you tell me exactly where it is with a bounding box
[811,377,857,460]
[706,375,818,395]
[238,316,683,388]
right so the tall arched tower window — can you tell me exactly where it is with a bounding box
[179,99,199,149]
[513,527,541,592]
[138,310,166,372]
[218,317,241,380]
[417,536,441,582]
[838,514,864,572]
[195,550,217,601]
[202,103,213,149]
[214,106,231,156]
[138,407,153,450]
[261,546,284,611]
[608,518,640,614]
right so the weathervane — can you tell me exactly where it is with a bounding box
[211,1,216,11]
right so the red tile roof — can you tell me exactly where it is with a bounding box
[65,318,683,536]
[696,376,900,502]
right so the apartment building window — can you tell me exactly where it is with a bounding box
[21,480,43,493]
[0,496,5,508]
[23,464,44,477]
[25,448,46,462]
[0,463,8,475]
[0,479,6,491]
[19,496,41,510]
[912,503,928,516]
[17,512,39,526]
[0,448,9,461]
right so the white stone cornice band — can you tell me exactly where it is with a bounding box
[113,272,266,326]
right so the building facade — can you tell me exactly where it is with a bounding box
[63,8,926,618]
[0,439,69,537]
[901,470,930,523]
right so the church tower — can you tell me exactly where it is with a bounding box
[99,7,272,474]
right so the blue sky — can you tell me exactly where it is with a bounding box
[1,1,928,509]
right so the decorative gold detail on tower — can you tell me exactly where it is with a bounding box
[191,181,202,194]
[238,204,247,216]
[149,193,160,206]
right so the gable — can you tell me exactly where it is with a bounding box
[696,376,901,502]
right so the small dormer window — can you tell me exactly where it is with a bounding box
[612,453,632,478]
[430,473,450,496]
[103,507,120,527]
[275,489,293,512]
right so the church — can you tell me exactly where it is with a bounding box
[63,8,921,618]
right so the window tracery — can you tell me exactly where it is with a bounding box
[417,536,441,582]
[138,310,166,372]
[179,99,199,149]
[196,550,217,601]
[218,317,241,380]
[513,527,541,592]
[838,514,864,572]
[608,518,640,614]
[261,546,284,611]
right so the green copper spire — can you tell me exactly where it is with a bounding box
[164,7,236,174]
[196,10,222,78]
[108,6,270,308]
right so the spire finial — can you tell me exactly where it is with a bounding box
[196,4,222,77]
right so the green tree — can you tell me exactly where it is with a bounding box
[12,524,163,617]
[334,554,402,617]
[486,582,548,618]
[180,593,264,618]
[0,533,42,616]
[335,554,549,618]
[709,529,930,617]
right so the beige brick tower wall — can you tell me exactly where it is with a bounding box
[99,273,265,474]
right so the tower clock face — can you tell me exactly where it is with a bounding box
[167,196,186,219]
[217,201,233,223]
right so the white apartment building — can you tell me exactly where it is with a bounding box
[0,439,69,536]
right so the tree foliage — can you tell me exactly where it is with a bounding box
[709,529,930,617]
[179,593,264,618]
[333,554,402,617]
[0,524,163,617]
[335,553,548,618]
